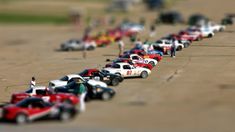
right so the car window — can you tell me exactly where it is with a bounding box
[36,90,47,96]
[60,76,69,81]
[123,65,131,69]
[132,56,139,60]
[156,40,162,43]
[111,64,120,69]
[165,41,171,44]
[31,101,45,108]
[122,54,130,58]
[79,70,88,76]
[16,99,30,108]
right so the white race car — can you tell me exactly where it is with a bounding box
[49,74,107,89]
[121,54,158,66]
[155,39,184,51]
[188,26,215,38]
[61,39,96,51]
[102,63,151,78]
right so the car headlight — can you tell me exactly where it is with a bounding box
[96,88,103,92]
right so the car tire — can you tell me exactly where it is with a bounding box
[111,78,119,86]
[101,92,111,101]
[67,48,73,51]
[140,71,148,79]
[208,34,213,38]
[87,46,95,51]
[15,113,28,124]
[184,43,189,48]
[149,61,155,67]
[115,73,121,76]
[59,111,71,122]
[166,50,171,55]
[177,46,182,51]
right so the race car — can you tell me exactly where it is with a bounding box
[49,74,107,89]
[188,26,215,38]
[2,98,77,124]
[55,80,115,101]
[178,31,203,41]
[154,39,184,54]
[10,86,79,105]
[105,58,153,70]
[125,49,163,61]
[120,23,144,36]
[60,39,96,51]
[120,54,158,67]
[78,69,124,86]
[102,63,151,78]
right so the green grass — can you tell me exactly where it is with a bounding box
[0,13,69,24]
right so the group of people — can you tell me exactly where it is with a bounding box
[29,77,87,113]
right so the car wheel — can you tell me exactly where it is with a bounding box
[15,113,28,124]
[140,71,148,79]
[115,73,121,76]
[208,34,213,38]
[101,92,111,101]
[166,50,171,55]
[149,61,155,67]
[67,48,73,51]
[177,46,182,51]
[184,43,189,48]
[59,111,71,122]
[219,28,224,32]
[111,78,119,86]
[87,46,95,51]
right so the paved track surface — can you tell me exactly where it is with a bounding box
[0,0,235,131]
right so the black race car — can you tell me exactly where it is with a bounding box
[54,80,115,101]
[78,69,124,86]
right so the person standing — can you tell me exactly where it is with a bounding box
[171,39,177,58]
[29,77,36,89]
[117,37,125,57]
[77,80,87,112]
[149,24,156,38]
[134,38,143,50]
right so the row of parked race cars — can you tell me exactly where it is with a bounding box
[0,20,227,124]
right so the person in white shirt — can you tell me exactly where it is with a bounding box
[29,77,36,89]
[117,38,125,56]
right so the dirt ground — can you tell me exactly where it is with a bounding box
[0,0,235,131]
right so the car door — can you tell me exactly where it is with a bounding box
[27,100,51,120]
[122,65,133,77]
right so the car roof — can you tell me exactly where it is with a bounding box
[115,62,130,66]
[67,74,82,78]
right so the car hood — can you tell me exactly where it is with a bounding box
[49,80,67,88]
[87,79,107,87]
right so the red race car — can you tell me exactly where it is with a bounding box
[178,31,203,41]
[11,86,79,105]
[127,49,162,62]
[105,58,153,70]
[2,97,77,124]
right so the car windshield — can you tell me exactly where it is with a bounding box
[111,64,120,69]
[79,70,88,76]
[25,88,33,93]
[60,76,69,81]
[122,54,130,58]
[16,99,28,107]
[156,40,162,43]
